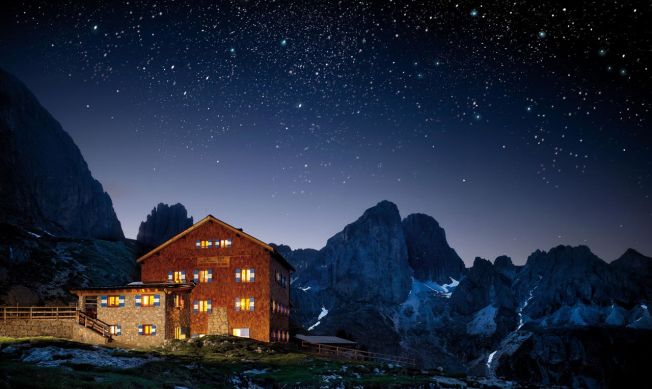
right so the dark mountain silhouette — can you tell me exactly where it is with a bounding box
[402,213,467,284]
[0,69,136,305]
[137,203,193,249]
[0,67,123,240]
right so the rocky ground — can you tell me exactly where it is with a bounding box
[0,336,544,388]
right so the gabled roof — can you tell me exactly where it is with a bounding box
[137,215,294,271]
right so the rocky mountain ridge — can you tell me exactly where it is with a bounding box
[137,203,193,249]
[0,68,136,304]
[281,200,652,388]
[0,68,123,240]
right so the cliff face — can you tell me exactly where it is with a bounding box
[284,200,652,381]
[0,68,123,240]
[137,203,193,249]
[402,213,466,284]
[320,200,412,305]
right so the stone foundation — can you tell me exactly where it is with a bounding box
[71,324,109,345]
[0,319,73,338]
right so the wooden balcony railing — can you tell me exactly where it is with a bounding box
[300,341,417,366]
[77,311,112,340]
[0,306,77,320]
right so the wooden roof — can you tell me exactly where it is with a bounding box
[70,282,195,294]
[136,214,295,271]
[296,335,357,345]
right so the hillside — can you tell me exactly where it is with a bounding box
[0,335,522,388]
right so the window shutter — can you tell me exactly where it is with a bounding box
[151,325,157,336]
[100,296,107,308]
[168,271,173,282]
[154,294,160,307]
[235,268,241,282]
[195,240,200,248]
[207,269,213,282]
[193,300,199,313]
[138,324,143,335]
[249,297,255,311]
[235,298,240,311]
[119,296,125,307]
[193,269,199,282]
[207,299,212,313]
[135,295,141,307]
[116,325,121,336]
[249,268,255,282]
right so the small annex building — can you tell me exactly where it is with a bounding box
[71,215,294,346]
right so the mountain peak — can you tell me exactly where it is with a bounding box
[137,202,193,248]
[362,200,400,217]
[0,68,123,240]
[402,212,466,283]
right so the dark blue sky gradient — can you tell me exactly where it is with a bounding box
[1,1,650,265]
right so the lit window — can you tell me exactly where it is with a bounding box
[169,271,186,283]
[193,299,212,313]
[196,240,212,249]
[235,297,255,311]
[174,294,184,308]
[109,325,121,336]
[194,269,212,283]
[218,239,232,248]
[235,268,255,282]
[107,296,120,307]
[174,326,187,340]
[138,324,156,336]
[141,295,155,307]
[233,328,250,338]
[135,294,160,307]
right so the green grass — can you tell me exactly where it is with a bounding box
[0,335,461,388]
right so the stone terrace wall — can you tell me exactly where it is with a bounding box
[0,319,73,338]
[71,324,109,345]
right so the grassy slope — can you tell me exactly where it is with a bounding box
[0,336,455,388]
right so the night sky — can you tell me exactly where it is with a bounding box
[1,1,650,265]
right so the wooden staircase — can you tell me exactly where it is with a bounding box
[77,311,112,341]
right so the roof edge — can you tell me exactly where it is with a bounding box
[137,215,274,262]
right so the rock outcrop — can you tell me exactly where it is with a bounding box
[402,213,466,284]
[0,222,138,305]
[320,200,411,304]
[0,68,123,240]
[137,203,193,249]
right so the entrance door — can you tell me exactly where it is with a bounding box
[84,296,98,318]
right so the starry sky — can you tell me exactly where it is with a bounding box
[1,1,650,265]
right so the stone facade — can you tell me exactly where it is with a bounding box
[95,292,166,347]
[73,285,193,348]
[0,319,73,338]
[207,307,229,335]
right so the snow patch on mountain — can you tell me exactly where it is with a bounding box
[307,306,329,331]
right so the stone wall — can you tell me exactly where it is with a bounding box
[94,292,167,347]
[207,307,228,335]
[0,319,73,338]
[71,324,108,345]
